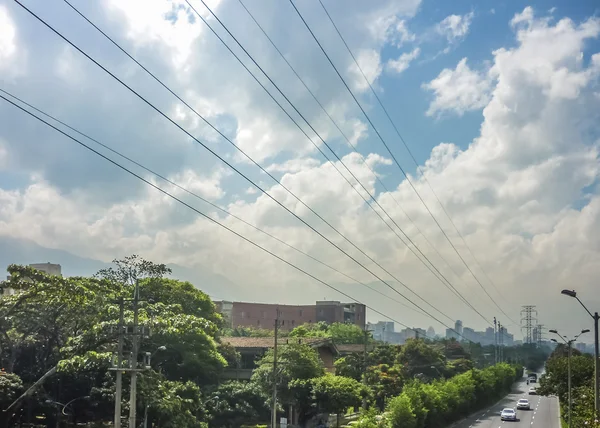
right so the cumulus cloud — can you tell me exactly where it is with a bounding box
[437,12,474,45]
[2,3,600,334]
[422,58,492,116]
[386,47,421,74]
[348,48,382,92]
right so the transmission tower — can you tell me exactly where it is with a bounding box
[536,324,546,347]
[521,305,538,345]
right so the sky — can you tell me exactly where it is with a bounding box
[1,0,600,341]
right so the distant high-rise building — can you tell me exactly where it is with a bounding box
[427,326,436,338]
[2,262,62,296]
[29,263,62,276]
[455,320,463,336]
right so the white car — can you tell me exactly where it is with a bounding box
[517,399,530,410]
[528,387,537,395]
[500,408,517,421]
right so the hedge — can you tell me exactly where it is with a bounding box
[386,363,522,428]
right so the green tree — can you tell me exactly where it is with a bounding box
[252,344,325,408]
[386,394,417,428]
[397,339,445,379]
[206,381,269,428]
[538,354,594,404]
[327,323,367,344]
[0,373,23,410]
[334,354,363,381]
[364,364,404,410]
[312,375,368,427]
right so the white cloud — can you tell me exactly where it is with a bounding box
[389,20,416,47]
[437,11,475,44]
[510,6,534,28]
[0,6,16,62]
[386,47,421,74]
[266,158,321,174]
[0,139,7,170]
[3,4,600,335]
[422,58,493,116]
[348,49,382,92]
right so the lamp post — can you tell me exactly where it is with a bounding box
[549,328,589,426]
[141,346,167,428]
[561,289,600,417]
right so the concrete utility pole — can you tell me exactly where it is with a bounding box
[114,298,125,428]
[128,280,140,428]
[494,317,498,364]
[595,312,599,418]
[362,328,371,409]
[271,310,280,428]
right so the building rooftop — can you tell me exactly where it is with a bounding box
[221,336,336,350]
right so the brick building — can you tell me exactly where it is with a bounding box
[214,300,366,331]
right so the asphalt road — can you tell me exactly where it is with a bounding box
[451,377,560,428]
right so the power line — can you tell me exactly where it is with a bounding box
[14,0,466,337]
[0,92,435,340]
[58,0,450,323]
[234,0,492,327]
[0,87,429,320]
[316,0,514,316]
[180,0,464,322]
[288,0,511,325]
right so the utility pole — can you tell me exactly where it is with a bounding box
[494,317,498,365]
[498,322,503,362]
[362,328,371,409]
[114,298,124,428]
[568,340,572,427]
[128,280,140,428]
[271,310,280,428]
[594,312,599,418]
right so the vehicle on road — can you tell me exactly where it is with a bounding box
[501,408,517,421]
[528,373,537,383]
[517,399,531,410]
[528,387,537,395]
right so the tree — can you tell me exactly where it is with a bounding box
[206,381,269,428]
[139,372,207,428]
[95,254,171,286]
[397,339,445,379]
[364,364,404,410]
[312,375,368,427]
[386,394,417,428]
[334,354,363,381]
[288,322,367,344]
[327,323,367,344]
[0,373,23,410]
[252,344,325,410]
[538,354,594,404]
[0,257,229,427]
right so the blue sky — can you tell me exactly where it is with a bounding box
[1,0,600,338]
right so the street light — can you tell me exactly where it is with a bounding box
[561,289,600,417]
[550,328,589,426]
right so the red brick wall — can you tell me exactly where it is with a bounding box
[231,302,317,331]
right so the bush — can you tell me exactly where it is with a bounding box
[384,363,519,428]
[387,394,417,428]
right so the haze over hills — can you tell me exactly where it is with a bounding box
[0,236,243,301]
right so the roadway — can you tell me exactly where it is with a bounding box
[451,377,560,428]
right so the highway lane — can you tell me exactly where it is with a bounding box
[451,378,560,428]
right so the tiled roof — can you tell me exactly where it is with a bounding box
[336,343,376,354]
[221,337,332,349]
